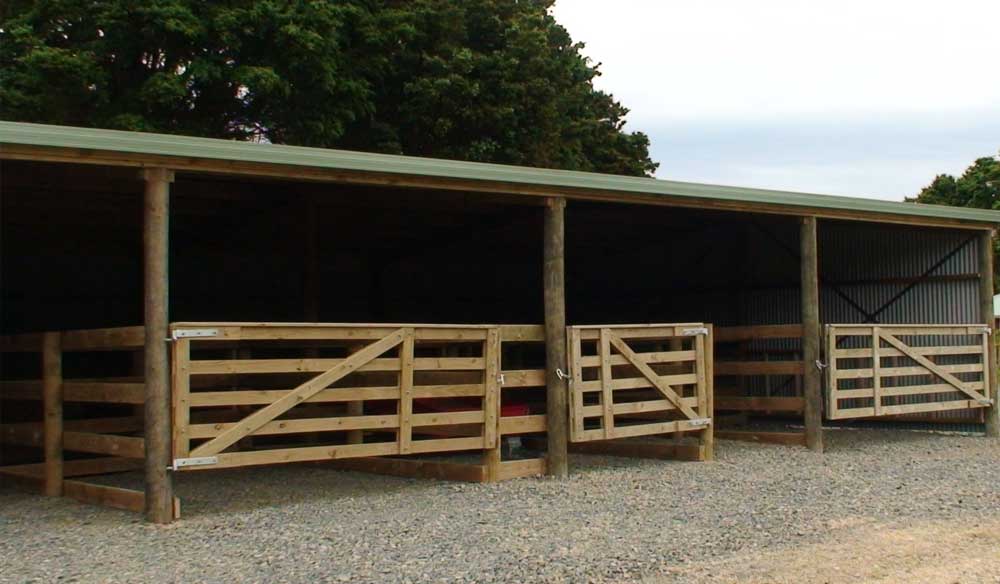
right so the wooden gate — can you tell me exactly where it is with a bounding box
[825,324,994,419]
[170,323,500,470]
[567,324,713,442]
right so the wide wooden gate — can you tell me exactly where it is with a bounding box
[567,324,713,442]
[825,324,994,419]
[170,323,500,470]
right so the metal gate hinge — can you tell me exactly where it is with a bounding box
[171,456,218,470]
[682,327,709,336]
[977,398,994,406]
[555,368,568,380]
[497,373,505,386]
[171,328,220,340]
[815,360,829,370]
[687,418,711,427]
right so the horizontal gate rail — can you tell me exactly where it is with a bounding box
[826,324,993,420]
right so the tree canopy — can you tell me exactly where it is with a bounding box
[908,154,1000,210]
[0,0,657,176]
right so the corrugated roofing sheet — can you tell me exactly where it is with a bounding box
[2,121,999,225]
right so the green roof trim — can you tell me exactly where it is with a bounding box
[2,121,999,225]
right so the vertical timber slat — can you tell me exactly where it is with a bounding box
[700,327,714,461]
[599,328,615,439]
[398,329,416,454]
[871,326,882,416]
[171,339,191,458]
[800,216,824,452]
[42,331,63,496]
[980,229,999,438]
[483,328,500,449]
[543,197,569,477]
[143,168,174,523]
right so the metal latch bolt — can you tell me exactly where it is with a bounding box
[171,456,218,470]
[687,418,711,427]
[172,328,220,340]
[682,327,709,336]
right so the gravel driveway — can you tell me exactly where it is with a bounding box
[1,429,998,583]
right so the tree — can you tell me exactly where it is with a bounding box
[0,0,657,176]
[908,154,1000,285]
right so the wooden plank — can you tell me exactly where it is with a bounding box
[715,430,807,446]
[878,331,988,401]
[800,216,823,452]
[187,414,400,439]
[63,382,145,404]
[63,480,179,518]
[872,327,883,416]
[189,386,400,406]
[834,382,986,399]
[189,329,405,457]
[713,324,804,342]
[826,324,838,418]
[0,380,42,400]
[568,327,585,441]
[0,457,143,479]
[64,432,145,458]
[578,373,699,392]
[42,331,62,496]
[833,345,983,359]
[607,332,700,420]
[172,323,492,341]
[499,325,545,342]
[408,436,485,454]
[501,369,546,388]
[483,328,500,449]
[496,458,546,480]
[330,457,487,482]
[981,229,999,438]
[702,324,715,462]
[198,442,402,470]
[412,411,485,427]
[833,325,978,336]
[171,339,191,458]
[570,439,704,461]
[714,361,805,376]
[580,397,699,417]
[398,329,415,455]
[599,328,615,439]
[577,350,697,368]
[188,356,483,375]
[714,396,805,412]
[61,327,145,351]
[833,362,983,380]
[1,418,143,445]
[499,415,547,435]
[543,197,568,478]
[596,419,710,439]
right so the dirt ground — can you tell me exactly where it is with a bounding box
[658,516,1000,583]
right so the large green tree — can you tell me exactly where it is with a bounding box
[0,0,657,176]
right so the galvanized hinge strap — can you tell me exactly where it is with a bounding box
[682,327,709,336]
[171,328,220,340]
[687,418,711,427]
[977,398,995,406]
[815,360,829,370]
[171,456,218,470]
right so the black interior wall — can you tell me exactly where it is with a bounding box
[2,161,802,334]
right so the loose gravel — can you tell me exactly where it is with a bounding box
[1,429,998,583]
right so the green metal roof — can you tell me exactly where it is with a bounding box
[2,120,999,225]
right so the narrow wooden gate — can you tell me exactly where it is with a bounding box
[567,324,713,442]
[825,324,994,419]
[170,323,500,470]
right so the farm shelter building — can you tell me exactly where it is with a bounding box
[1,121,998,523]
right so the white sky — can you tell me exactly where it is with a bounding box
[552,0,1000,200]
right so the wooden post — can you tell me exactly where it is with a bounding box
[142,168,174,523]
[979,229,999,438]
[800,216,824,452]
[543,197,569,477]
[42,331,63,496]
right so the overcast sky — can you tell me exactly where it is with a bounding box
[552,0,1000,201]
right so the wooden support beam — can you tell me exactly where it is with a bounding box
[543,197,569,477]
[980,229,999,438]
[42,332,63,496]
[142,167,174,523]
[800,216,824,452]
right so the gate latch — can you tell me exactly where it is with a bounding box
[171,456,218,470]
[682,327,709,336]
[687,418,711,427]
[977,398,994,406]
[171,328,220,340]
